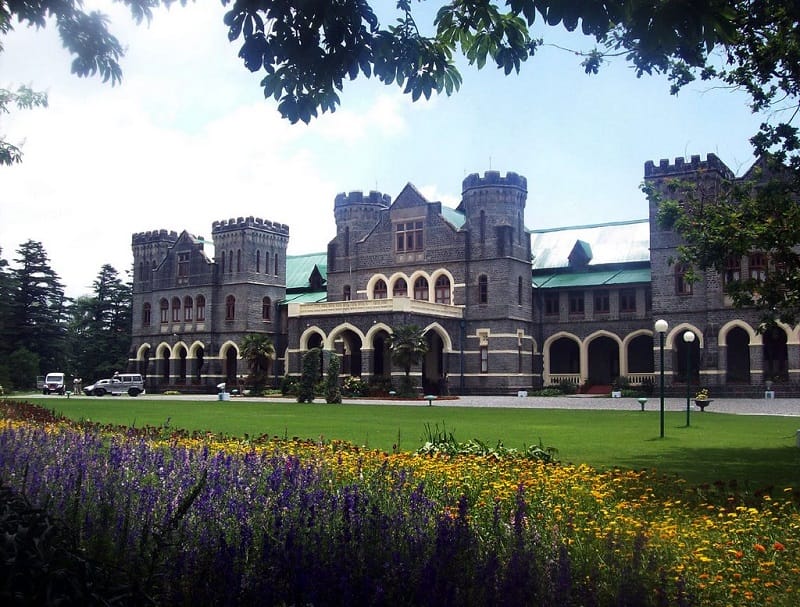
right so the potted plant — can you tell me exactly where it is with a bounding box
[694,388,712,411]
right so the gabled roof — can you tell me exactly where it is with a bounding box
[530,219,650,270]
[286,252,327,291]
[391,183,429,209]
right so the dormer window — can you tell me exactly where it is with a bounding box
[568,240,593,268]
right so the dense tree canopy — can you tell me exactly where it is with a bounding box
[3,1,799,320]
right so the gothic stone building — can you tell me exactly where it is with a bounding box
[128,155,798,396]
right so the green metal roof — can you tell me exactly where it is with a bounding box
[278,291,328,305]
[531,219,650,270]
[285,252,327,290]
[533,267,651,289]
[440,205,466,229]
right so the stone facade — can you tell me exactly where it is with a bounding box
[127,157,800,397]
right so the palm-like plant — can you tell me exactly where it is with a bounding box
[387,324,428,395]
[241,333,276,392]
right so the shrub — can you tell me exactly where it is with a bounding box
[558,380,577,395]
[297,348,321,403]
[366,376,393,396]
[325,354,342,404]
[280,375,298,396]
[341,375,367,397]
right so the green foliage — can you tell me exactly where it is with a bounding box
[67,264,131,382]
[341,375,367,397]
[297,348,321,403]
[6,347,39,390]
[366,375,393,396]
[240,333,276,392]
[418,422,557,462]
[0,85,48,165]
[280,375,298,396]
[386,324,428,382]
[558,379,577,395]
[324,353,342,404]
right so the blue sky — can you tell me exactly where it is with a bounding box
[1,2,763,297]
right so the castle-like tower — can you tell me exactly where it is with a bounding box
[458,171,532,316]
[328,190,391,275]
[132,229,179,292]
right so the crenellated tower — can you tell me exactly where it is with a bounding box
[459,170,529,261]
[211,216,290,284]
[329,190,390,271]
[131,230,179,292]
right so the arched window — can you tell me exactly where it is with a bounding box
[159,299,169,323]
[171,297,181,322]
[142,302,151,326]
[183,296,193,321]
[479,210,486,243]
[220,251,225,273]
[478,275,488,304]
[139,262,144,281]
[434,275,451,304]
[518,276,523,306]
[236,249,242,272]
[228,250,233,273]
[262,296,272,321]
[274,253,279,276]
[343,285,351,301]
[675,264,692,295]
[373,279,388,299]
[196,295,206,321]
[414,277,429,301]
[225,295,235,320]
[256,250,261,273]
[393,278,407,297]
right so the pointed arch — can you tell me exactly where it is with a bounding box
[136,343,153,360]
[421,321,454,352]
[300,327,327,351]
[326,322,366,350]
[718,320,759,346]
[365,322,394,349]
[664,323,704,349]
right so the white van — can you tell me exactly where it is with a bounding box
[43,372,66,395]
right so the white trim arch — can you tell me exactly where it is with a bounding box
[543,331,582,385]
[388,272,411,297]
[664,323,704,349]
[430,268,456,305]
[584,330,623,383]
[188,340,206,358]
[326,322,366,351]
[155,342,172,359]
[422,321,454,352]
[299,327,327,351]
[718,320,759,346]
[171,340,190,359]
[219,340,240,359]
[136,342,152,360]
[366,273,390,299]
[622,329,653,349]
[365,322,393,349]
[409,270,432,302]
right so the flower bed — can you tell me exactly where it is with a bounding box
[1,399,798,606]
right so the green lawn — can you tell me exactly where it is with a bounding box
[22,395,800,489]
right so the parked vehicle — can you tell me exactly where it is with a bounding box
[42,372,65,395]
[84,378,123,396]
[84,373,145,397]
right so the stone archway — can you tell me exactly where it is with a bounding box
[763,326,788,382]
[587,335,620,385]
[726,326,751,383]
[335,330,363,377]
[422,331,445,395]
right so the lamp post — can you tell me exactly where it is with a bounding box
[683,330,695,427]
[655,319,669,438]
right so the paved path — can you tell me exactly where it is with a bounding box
[333,395,800,416]
[29,392,800,416]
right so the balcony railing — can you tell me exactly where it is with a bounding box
[288,297,464,319]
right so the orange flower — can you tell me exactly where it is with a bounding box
[773,542,785,551]
[754,543,767,553]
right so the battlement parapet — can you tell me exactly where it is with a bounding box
[334,190,391,208]
[644,153,734,180]
[462,171,527,193]
[131,229,179,246]
[211,216,289,235]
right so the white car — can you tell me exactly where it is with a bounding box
[84,378,124,397]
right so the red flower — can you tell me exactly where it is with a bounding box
[754,543,766,553]
[773,542,785,551]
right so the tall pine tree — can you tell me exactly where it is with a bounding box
[10,240,68,376]
[68,264,132,381]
